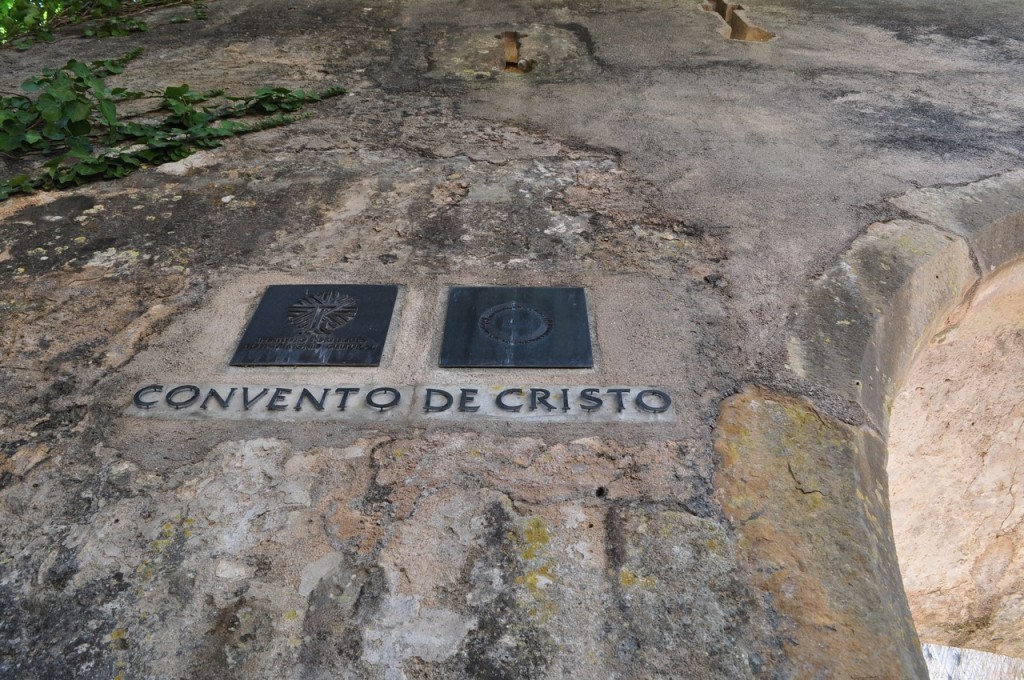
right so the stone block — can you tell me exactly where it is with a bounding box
[714,387,927,678]
[788,219,976,430]
[892,169,1024,274]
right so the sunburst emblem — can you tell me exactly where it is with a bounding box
[288,291,358,335]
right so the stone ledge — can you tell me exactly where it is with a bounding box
[892,169,1024,274]
[788,218,976,431]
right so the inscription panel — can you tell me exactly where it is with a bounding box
[440,286,593,368]
[129,384,674,423]
[230,285,398,367]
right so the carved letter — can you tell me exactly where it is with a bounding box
[366,387,401,412]
[635,389,672,414]
[335,387,361,411]
[243,387,269,410]
[294,388,330,411]
[267,387,292,411]
[133,384,163,410]
[423,388,454,413]
[578,388,603,412]
[165,385,200,410]
[496,388,524,412]
[605,388,631,413]
[200,387,237,410]
[458,388,481,413]
[530,388,556,412]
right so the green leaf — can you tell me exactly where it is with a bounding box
[51,82,78,103]
[164,85,191,99]
[0,132,24,153]
[64,99,92,122]
[166,99,187,115]
[98,99,117,127]
[37,94,61,122]
[68,61,91,79]
[67,119,92,136]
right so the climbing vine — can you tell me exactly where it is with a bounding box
[0,49,345,199]
[0,0,203,45]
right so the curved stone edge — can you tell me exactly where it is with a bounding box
[788,218,977,432]
[789,169,1024,432]
[892,169,1024,275]
[714,387,927,678]
[773,169,1024,676]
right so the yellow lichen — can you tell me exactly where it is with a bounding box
[618,568,656,588]
[138,563,156,581]
[516,564,556,598]
[520,517,550,560]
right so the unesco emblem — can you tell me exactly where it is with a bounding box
[287,291,358,335]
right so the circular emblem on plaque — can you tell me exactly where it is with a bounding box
[479,302,552,344]
[288,291,358,335]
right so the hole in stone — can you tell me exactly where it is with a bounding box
[889,260,1024,666]
[701,0,774,42]
[595,486,608,498]
[495,30,534,73]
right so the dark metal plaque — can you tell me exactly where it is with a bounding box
[440,286,593,368]
[230,285,398,367]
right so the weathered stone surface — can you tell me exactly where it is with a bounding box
[714,387,926,678]
[409,23,601,84]
[2,0,1024,676]
[602,506,780,678]
[892,170,1024,274]
[789,219,977,430]
[890,261,1024,657]
[1,431,781,678]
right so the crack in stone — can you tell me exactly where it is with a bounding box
[788,461,826,497]
[998,464,1020,535]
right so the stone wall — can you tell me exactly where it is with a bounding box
[3,1,1024,678]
